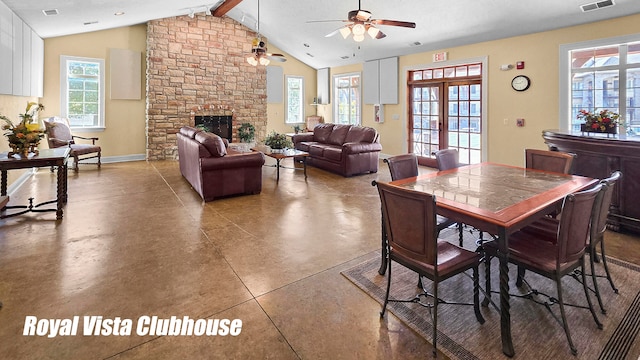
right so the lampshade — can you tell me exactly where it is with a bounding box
[339,27,351,39]
[352,23,365,36]
[353,34,365,42]
[247,56,258,66]
[259,57,270,66]
[367,26,380,38]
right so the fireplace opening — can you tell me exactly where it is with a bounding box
[194,115,233,143]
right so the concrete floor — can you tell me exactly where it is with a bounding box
[1,158,638,359]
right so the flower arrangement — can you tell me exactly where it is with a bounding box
[2,102,46,156]
[577,109,620,132]
[264,131,292,150]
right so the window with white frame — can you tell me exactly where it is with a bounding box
[333,73,361,125]
[60,56,105,129]
[286,75,304,124]
[560,35,640,134]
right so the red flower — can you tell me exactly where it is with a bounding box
[591,123,599,129]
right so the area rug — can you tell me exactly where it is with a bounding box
[342,228,640,359]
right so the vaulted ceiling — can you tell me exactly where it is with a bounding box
[4,0,640,69]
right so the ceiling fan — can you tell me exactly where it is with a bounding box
[309,0,416,42]
[247,0,286,66]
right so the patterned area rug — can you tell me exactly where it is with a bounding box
[342,228,640,359]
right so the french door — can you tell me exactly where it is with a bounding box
[409,65,483,167]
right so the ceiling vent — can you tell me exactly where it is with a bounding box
[42,9,59,16]
[340,55,350,60]
[409,41,422,47]
[581,0,615,12]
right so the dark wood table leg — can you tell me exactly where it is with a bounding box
[276,158,281,182]
[62,163,68,203]
[498,228,515,357]
[1,169,7,196]
[303,157,307,179]
[56,164,64,220]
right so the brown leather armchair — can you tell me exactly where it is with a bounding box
[44,117,101,172]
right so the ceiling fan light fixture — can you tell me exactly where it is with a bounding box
[259,57,270,66]
[247,56,258,66]
[353,34,365,42]
[356,10,372,21]
[367,26,379,38]
[339,27,352,39]
[352,23,366,36]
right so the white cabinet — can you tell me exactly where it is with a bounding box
[11,13,22,96]
[2,7,43,97]
[363,57,398,105]
[0,1,13,94]
[316,68,330,104]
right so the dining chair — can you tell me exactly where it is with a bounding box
[484,183,604,356]
[44,117,102,172]
[374,180,484,357]
[520,171,622,314]
[525,148,575,175]
[433,149,478,248]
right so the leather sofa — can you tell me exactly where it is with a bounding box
[177,126,265,201]
[292,123,382,177]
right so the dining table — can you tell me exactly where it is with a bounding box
[386,162,598,357]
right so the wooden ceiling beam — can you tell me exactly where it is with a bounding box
[211,0,243,17]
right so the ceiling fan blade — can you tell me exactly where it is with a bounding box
[371,19,416,28]
[375,30,387,39]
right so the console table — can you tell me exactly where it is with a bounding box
[0,148,70,220]
[542,129,640,234]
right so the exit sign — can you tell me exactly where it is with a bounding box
[433,52,448,62]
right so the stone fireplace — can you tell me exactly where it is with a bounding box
[146,15,267,160]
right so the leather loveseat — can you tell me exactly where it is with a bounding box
[177,126,265,201]
[292,123,382,177]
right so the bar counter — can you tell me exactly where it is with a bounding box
[542,129,640,234]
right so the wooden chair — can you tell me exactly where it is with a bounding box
[304,115,323,132]
[374,181,484,357]
[484,184,603,356]
[379,154,464,282]
[521,171,622,314]
[433,149,469,247]
[525,148,575,174]
[44,117,101,172]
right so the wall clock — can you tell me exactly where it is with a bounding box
[511,75,531,91]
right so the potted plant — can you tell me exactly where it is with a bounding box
[577,109,620,134]
[292,124,302,134]
[264,131,292,150]
[238,123,255,143]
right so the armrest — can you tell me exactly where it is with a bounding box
[342,142,383,154]
[50,138,71,147]
[200,152,265,171]
[292,133,314,144]
[72,135,99,145]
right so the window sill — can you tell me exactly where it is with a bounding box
[70,127,105,133]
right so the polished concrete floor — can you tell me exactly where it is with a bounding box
[1,159,639,359]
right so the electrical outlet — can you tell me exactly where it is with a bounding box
[503,118,508,125]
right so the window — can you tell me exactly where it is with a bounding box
[286,76,304,124]
[60,56,105,129]
[560,35,640,134]
[333,73,361,125]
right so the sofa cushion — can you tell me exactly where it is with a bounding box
[195,132,227,158]
[327,124,351,146]
[323,145,343,162]
[296,141,317,152]
[313,123,335,143]
[344,126,377,143]
[180,126,202,139]
[309,144,326,157]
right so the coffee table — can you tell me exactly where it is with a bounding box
[254,148,309,182]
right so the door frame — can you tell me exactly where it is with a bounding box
[401,56,489,166]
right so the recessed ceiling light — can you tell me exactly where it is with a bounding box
[114,11,125,16]
[306,53,314,57]
[303,43,310,48]
[42,9,59,16]
[84,21,99,25]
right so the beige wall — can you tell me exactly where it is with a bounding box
[42,25,148,159]
[265,44,318,136]
[351,13,640,167]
